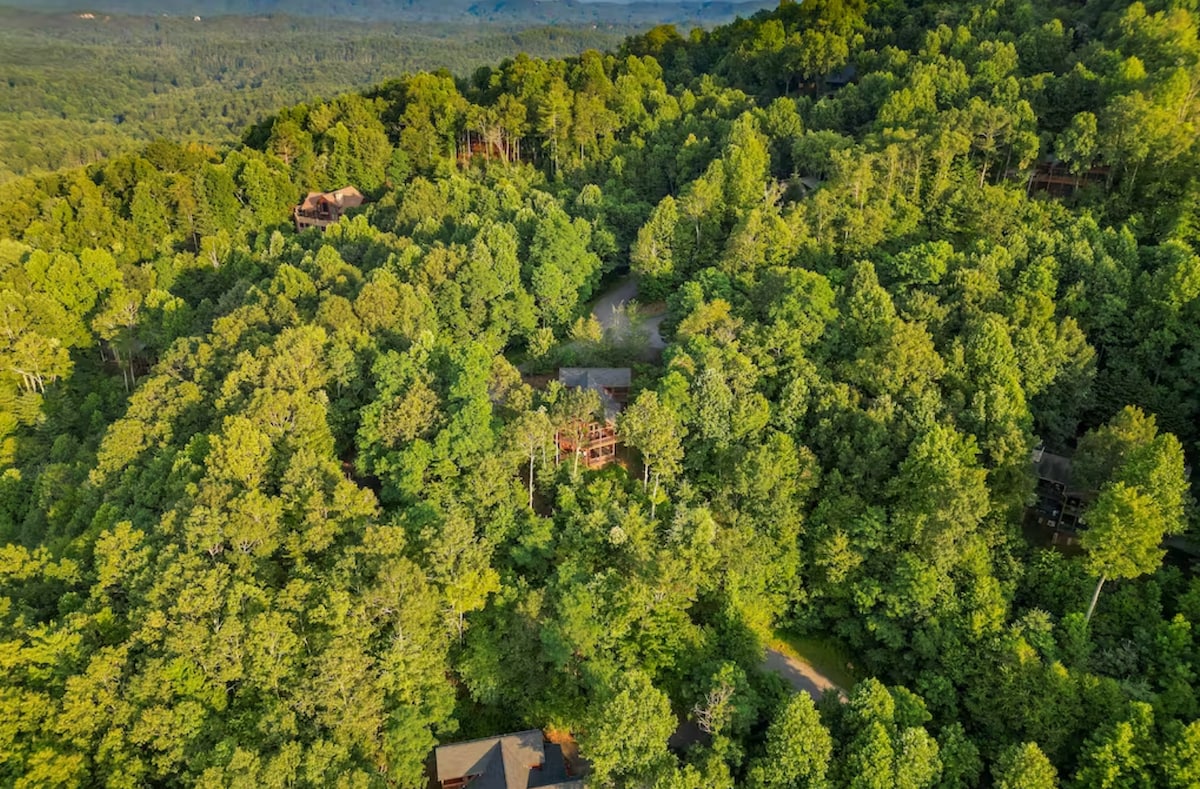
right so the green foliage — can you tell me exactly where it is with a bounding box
[1,1,1200,787]
[582,671,676,786]
[745,692,832,789]
[993,742,1058,789]
[1075,407,1190,619]
[0,10,631,183]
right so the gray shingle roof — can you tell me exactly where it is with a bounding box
[1032,448,1074,488]
[435,731,584,789]
[557,368,631,390]
[558,368,631,422]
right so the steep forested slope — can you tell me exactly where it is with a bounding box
[1,0,1200,786]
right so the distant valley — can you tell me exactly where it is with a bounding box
[0,0,774,25]
[0,7,637,180]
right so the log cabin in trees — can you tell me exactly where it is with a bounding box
[556,367,631,470]
[1019,156,1109,197]
[293,186,365,232]
[434,730,582,789]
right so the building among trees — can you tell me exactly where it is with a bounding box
[434,730,582,789]
[293,186,365,231]
[555,367,630,469]
[1029,445,1090,545]
[1022,155,1109,197]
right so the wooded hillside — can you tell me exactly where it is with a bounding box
[1,0,1199,786]
[0,8,629,182]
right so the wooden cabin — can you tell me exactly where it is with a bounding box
[1029,445,1091,546]
[294,186,365,232]
[556,368,631,470]
[558,420,621,470]
[1024,158,1109,197]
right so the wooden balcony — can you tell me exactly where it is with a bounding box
[294,208,338,232]
[557,421,620,469]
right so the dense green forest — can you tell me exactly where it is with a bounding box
[0,8,630,182]
[3,0,1200,785]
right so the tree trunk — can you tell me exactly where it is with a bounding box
[112,346,130,393]
[1086,574,1107,623]
[650,472,659,519]
[528,450,535,509]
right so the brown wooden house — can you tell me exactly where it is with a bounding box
[556,367,631,470]
[558,419,621,470]
[293,186,365,232]
[1023,157,1109,197]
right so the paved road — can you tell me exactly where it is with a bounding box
[591,277,665,350]
[763,648,844,701]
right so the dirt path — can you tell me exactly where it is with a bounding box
[590,276,665,350]
[763,647,844,701]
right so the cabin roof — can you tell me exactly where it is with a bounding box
[558,367,631,422]
[1032,448,1075,488]
[434,731,580,789]
[298,186,365,212]
[558,367,631,390]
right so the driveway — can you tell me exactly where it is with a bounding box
[763,647,844,701]
[591,277,665,350]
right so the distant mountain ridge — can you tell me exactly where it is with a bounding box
[0,0,775,25]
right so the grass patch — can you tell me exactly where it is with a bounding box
[769,631,858,691]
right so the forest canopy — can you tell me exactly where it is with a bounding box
[2,0,1200,786]
[0,8,631,182]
